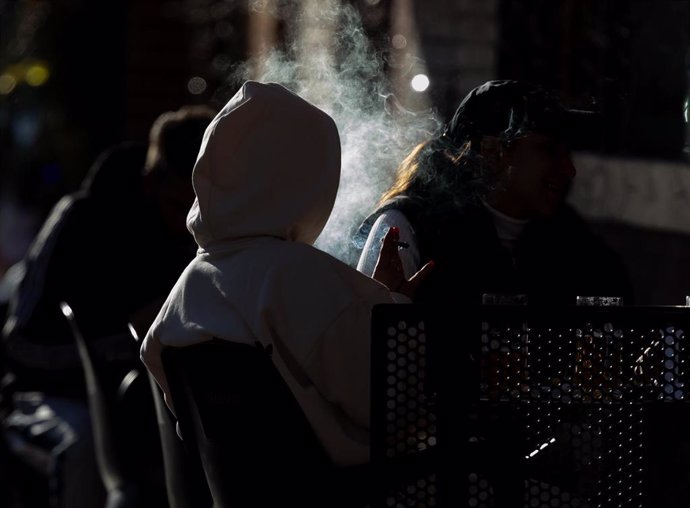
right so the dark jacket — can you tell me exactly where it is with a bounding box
[358,195,633,306]
[2,146,194,396]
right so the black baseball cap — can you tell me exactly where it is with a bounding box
[443,80,600,150]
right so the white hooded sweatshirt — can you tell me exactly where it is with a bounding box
[141,81,394,466]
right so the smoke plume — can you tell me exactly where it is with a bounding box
[232,0,440,266]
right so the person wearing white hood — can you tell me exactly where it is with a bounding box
[141,81,432,472]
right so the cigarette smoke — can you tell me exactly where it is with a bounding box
[232,0,441,266]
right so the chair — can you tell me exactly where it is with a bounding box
[147,367,212,508]
[61,302,138,508]
[162,339,370,507]
[126,322,212,508]
[370,304,453,507]
[61,302,165,508]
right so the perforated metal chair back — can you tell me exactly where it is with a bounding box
[371,304,446,506]
[371,303,690,508]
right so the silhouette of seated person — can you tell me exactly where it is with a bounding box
[0,105,215,507]
[2,106,216,396]
[141,81,432,507]
[356,80,633,306]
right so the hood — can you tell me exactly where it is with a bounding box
[187,81,341,249]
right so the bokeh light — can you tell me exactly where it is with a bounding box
[25,64,50,87]
[410,73,430,92]
[391,34,407,50]
[0,74,17,95]
[187,76,207,95]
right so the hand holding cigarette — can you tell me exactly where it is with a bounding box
[372,226,434,298]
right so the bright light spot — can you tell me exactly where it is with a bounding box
[684,97,689,123]
[187,76,207,95]
[410,74,430,92]
[391,34,407,50]
[0,74,17,94]
[59,302,74,319]
[25,65,50,86]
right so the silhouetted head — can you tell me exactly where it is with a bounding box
[143,105,217,239]
[82,141,146,202]
[383,80,596,219]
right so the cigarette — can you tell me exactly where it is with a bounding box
[379,238,409,249]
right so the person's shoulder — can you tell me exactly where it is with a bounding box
[556,202,584,220]
[550,204,627,264]
[202,240,333,282]
[267,241,352,276]
[24,192,93,261]
[531,203,592,241]
[38,191,90,232]
[376,208,413,227]
[262,241,391,301]
[376,196,426,223]
[355,196,420,246]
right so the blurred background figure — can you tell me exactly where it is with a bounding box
[0,105,215,508]
[3,104,216,395]
[356,80,633,306]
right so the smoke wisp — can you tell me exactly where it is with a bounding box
[231,0,441,266]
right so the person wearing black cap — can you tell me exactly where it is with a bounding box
[356,79,633,508]
[356,79,632,306]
